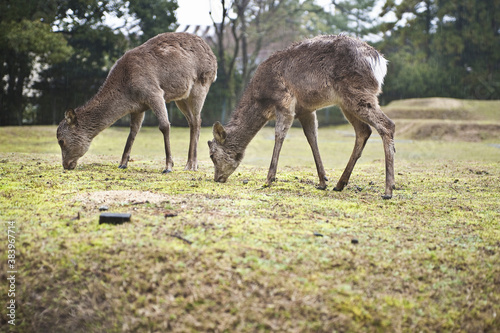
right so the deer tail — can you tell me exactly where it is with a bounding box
[365,52,388,90]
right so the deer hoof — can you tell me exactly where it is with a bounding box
[333,187,343,192]
[381,194,392,200]
[184,161,198,171]
[316,184,327,190]
[162,169,172,174]
[118,165,127,169]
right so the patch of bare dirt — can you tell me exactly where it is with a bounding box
[385,108,473,120]
[74,190,171,206]
[395,120,500,142]
[383,98,474,120]
[382,98,500,141]
[390,97,464,109]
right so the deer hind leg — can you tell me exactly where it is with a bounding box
[175,84,208,171]
[119,112,145,169]
[149,95,174,173]
[298,111,328,190]
[377,112,396,199]
[334,110,372,192]
[265,108,294,187]
[342,98,395,199]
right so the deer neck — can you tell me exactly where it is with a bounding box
[225,100,269,153]
[76,88,129,139]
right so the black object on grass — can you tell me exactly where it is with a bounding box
[99,213,131,225]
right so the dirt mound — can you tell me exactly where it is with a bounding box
[395,120,500,142]
[75,190,171,206]
[388,97,464,109]
[383,98,473,120]
[384,98,500,141]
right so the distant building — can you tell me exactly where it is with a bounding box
[176,24,216,45]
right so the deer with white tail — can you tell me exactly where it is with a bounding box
[57,32,217,173]
[208,34,396,199]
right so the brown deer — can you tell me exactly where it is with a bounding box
[57,32,217,173]
[208,34,396,199]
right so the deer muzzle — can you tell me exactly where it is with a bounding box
[63,160,77,170]
[215,175,227,183]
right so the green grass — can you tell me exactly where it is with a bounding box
[1,125,499,332]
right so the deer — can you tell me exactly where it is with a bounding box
[57,32,217,173]
[208,34,396,199]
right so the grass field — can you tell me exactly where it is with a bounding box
[1,99,499,332]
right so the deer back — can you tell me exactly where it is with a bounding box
[245,34,386,113]
[101,32,217,103]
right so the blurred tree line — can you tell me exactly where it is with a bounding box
[1,0,498,126]
[0,0,178,126]
[379,0,500,103]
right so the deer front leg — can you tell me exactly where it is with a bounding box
[119,112,145,169]
[150,97,174,173]
[265,111,294,187]
[298,111,328,190]
[159,122,174,174]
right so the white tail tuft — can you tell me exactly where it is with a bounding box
[366,54,388,90]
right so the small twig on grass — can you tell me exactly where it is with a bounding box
[168,233,192,245]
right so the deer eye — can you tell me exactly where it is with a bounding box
[58,139,64,146]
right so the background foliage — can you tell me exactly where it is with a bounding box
[0,0,499,126]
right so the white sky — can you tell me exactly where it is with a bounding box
[176,0,337,26]
[176,0,222,25]
[105,0,395,35]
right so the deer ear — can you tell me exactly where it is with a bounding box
[65,109,77,126]
[213,121,227,144]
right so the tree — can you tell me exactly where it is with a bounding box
[379,0,500,101]
[34,24,128,124]
[34,0,132,125]
[206,0,339,124]
[0,0,73,125]
[127,0,179,44]
[331,0,381,37]
[434,0,500,98]
[1,0,179,126]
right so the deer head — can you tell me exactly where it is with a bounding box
[56,109,91,170]
[208,122,244,183]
